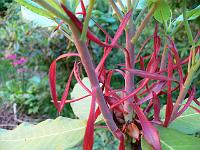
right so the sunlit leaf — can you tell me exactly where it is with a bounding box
[71,77,97,120]
[15,0,54,18]
[0,117,86,150]
[21,6,57,27]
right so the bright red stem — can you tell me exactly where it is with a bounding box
[164,51,174,126]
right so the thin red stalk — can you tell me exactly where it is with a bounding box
[152,91,161,121]
[95,9,133,72]
[49,53,79,112]
[104,70,114,95]
[188,105,200,113]
[138,81,166,105]
[73,62,92,94]
[139,56,145,70]
[135,36,153,61]
[91,18,132,58]
[168,37,184,86]
[98,74,122,101]
[104,69,125,93]
[164,51,174,127]
[158,56,189,74]
[139,82,157,96]
[105,96,124,113]
[83,89,96,150]
[144,100,153,115]
[193,98,200,106]
[123,68,178,82]
[176,87,195,118]
[65,94,90,104]
[118,55,151,67]
[60,67,74,111]
[159,44,168,72]
[61,4,111,47]
[80,0,86,18]
[159,84,179,95]
[111,79,149,109]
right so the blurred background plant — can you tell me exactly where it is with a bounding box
[0,2,77,118]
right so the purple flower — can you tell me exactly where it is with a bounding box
[12,57,27,67]
[5,54,17,60]
[18,57,27,65]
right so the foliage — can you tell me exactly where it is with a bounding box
[0,3,77,117]
[0,0,13,12]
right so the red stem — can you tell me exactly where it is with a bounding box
[69,24,123,139]
[124,27,135,121]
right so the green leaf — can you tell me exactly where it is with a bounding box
[142,126,200,150]
[15,0,54,18]
[158,126,200,150]
[0,117,86,150]
[160,99,200,134]
[21,6,57,27]
[45,0,67,15]
[169,102,200,134]
[70,77,99,120]
[153,0,171,23]
[173,5,200,25]
[141,137,153,150]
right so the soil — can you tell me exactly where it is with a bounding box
[0,102,47,130]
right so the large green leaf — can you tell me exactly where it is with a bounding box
[0,117,86,150]
[70,77,103,122]
[45,0,68,16]
[153,0,171,23]
[142,126,200,150]
[15,0,54,18]
[169,111,200,134]
[160,100,200,134]
[21,6,57,27]
[70,77,96,120]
